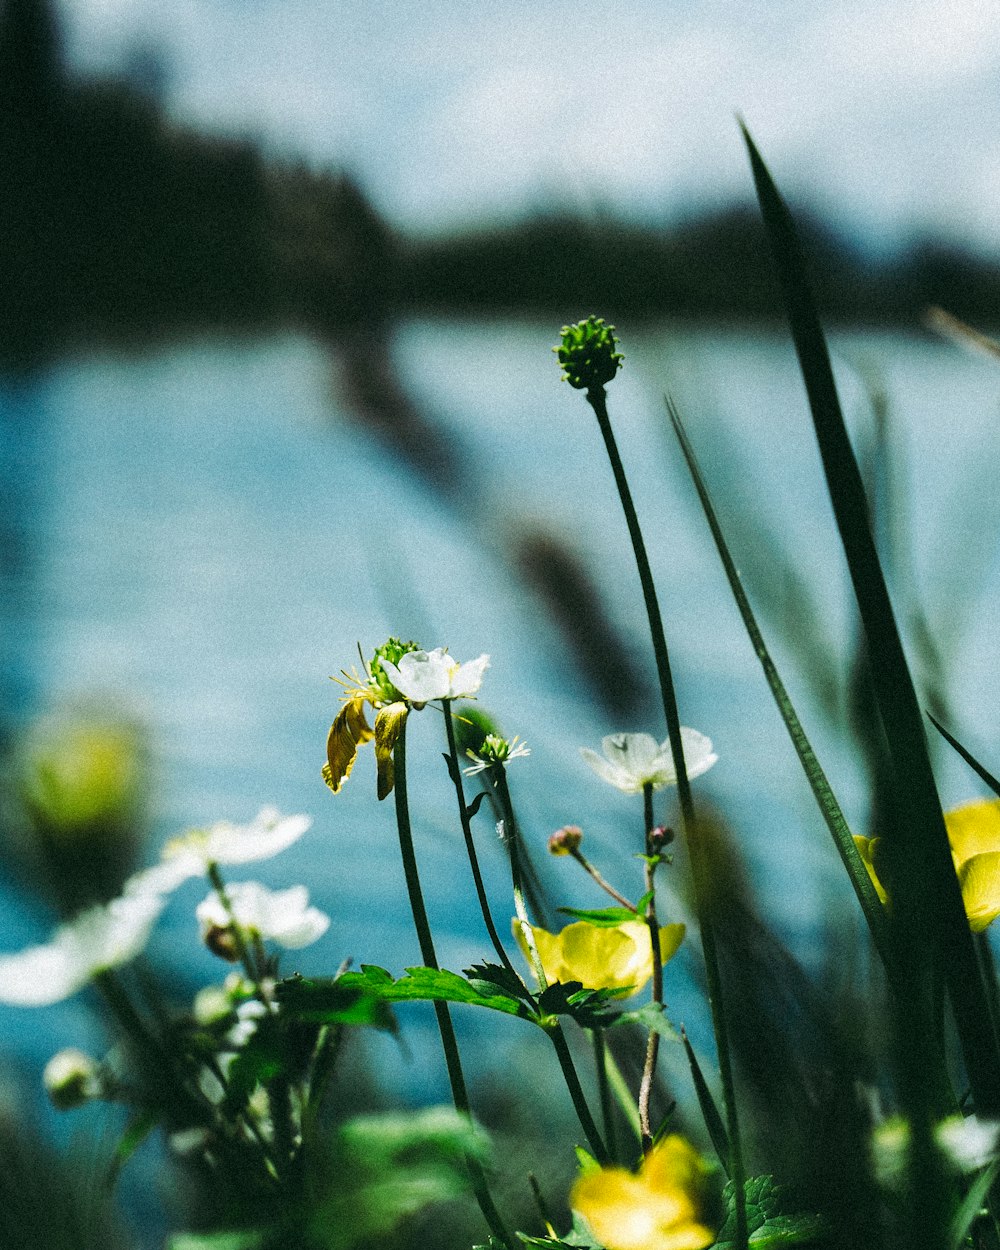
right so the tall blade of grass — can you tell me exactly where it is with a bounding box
[741,123,1000,1123]
[680,1026,731,1172]
[928,714,1000,800]
[667,397,894,974]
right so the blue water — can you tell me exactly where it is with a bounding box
[2,319,999,1100]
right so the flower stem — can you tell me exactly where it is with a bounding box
[592,1029,620,1163]
[569,848,636,910]
[549,1022,610,1164]
[492,766,609,1163]
[392,720,517,1250]
[588,384,747,1244]
[207,861,259,985]
[443,702,521,981]
[638,782,665,1154]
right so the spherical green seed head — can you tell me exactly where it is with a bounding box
[553,316,624,391]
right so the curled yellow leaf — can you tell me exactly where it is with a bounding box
[374,702,409,801]
[323,697,373,794]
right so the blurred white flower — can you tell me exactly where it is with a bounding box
[379,648,489,708]
[43,1048,102,1109]
[197,882,330,952]
[127,808,312,897]
[0,892,166,1006]
[580,729,717,795]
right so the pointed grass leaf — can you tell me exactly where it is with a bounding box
[681,1027,730,1173]
[928,715,1000,800]
[742,121,1000,1118]
[106,1110,157,1189]
[667,397,892,973]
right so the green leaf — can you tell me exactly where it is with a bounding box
[167,1233,268,1250]
[714,1175,829,1249]
[105,1110,157,1189]
[928,715,1000,801]
[221,1013,286,1116]
[611,1001,680,1041]
[950,1158,1000,1250]
[336,965,536,1020]
[275,974,397,1030]
[667,397,892,974]
[681,1027,730,1173]
[743,121,1000,1119]
[536,981,622,1028]
[556,906,638,927]
[464,961,537,1004]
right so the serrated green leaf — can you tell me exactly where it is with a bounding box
[274,975,396,1030]
[536,981,622,1028]
[611,1001,680,1041]
[464,961,536,1004]
[715,1176,829,1249]
[336,965,536,1020]
[556,906,638,927]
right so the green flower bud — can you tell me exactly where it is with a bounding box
[369,637,421,703]
[553,316,624,392]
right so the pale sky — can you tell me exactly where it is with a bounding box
[61,0,1000,250]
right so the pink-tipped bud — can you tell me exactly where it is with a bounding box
[649,825,674,849]
[548,824,583,856]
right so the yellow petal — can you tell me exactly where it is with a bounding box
[572,1160,713,1250]
[514,921,568,985]
[642,1136,710,1203]
[657,923,686,967]
[373,702,409,801]
[946,798,1000,865]
[958,852,1000,932]
[560,921,648,994]
[853,835,888,905]
[323,698,373,794]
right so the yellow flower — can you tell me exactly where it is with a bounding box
[572,1135,714,1250]
[515,919,685,996]
[854,798,1000,932]
[323,694,408,801]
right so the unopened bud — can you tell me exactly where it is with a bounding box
[548,825,583,856]
[649,825,674,849]
[203,923,240,962]
[193,984,234,1026]
[553,316,624,392]
[43,1048,101,1110]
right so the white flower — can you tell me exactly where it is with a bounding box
[580,729,717,795]
[197,882,330,952]
[379,648,489,708]
[463,734,531,776]
[0,892,166,1006]
[127,808,312,897]
[43,1048,103,1109]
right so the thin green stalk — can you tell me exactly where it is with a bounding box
[592,1030,620,1163]
[549,1022,611,1164]
[492,765,609,1163]
[443,702,520,980]
[603,1046,643,1143]
[207,861,260,984]
[667,397,894,975]
[392,721,517,1250]
[638,783,664,1155]
[587,383,747,1245]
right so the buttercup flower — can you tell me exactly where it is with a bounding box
[855,798,1000,931]
[464,733,530,776]
[0,892,166,1006]
[379,647,489,709]
[515,919,684,996]
[197,882,330,955]
[571,1134,714,1250]
[581,730,717,795]
[129,808,312,897]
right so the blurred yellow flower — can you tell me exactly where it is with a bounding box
[854,798,1000,932]
[515,918,684,996]
[572,1134,714,1250]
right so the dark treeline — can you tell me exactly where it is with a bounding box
[2,0,999,371]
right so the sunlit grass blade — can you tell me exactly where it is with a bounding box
[741,122,1000,1125]
[928,714,1000,800]
[667,396,893,974]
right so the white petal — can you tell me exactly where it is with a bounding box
[125,854,201,897]
[450,654,490,697]
[0,942,85,1005]
[580,746,636,793]
[206,809,312,865]
[678,727,718,781]
[386,649,451,703]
